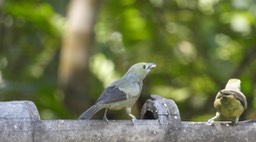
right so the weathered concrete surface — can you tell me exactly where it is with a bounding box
[179,121,255,142]
[0,101,40,142]
[141,94,181,123]
[2,119,255,142]
[35,120,173,142]
[34,120,256,142]
[0,101,40,120]
[1,99,256,142]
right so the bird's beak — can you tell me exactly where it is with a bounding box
[146,63,156,70]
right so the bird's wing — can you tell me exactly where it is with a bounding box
[233,91,247,110]
[96,85,128,104]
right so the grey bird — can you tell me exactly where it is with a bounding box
[79,62,156,124]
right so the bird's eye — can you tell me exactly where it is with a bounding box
[143,65,146,69]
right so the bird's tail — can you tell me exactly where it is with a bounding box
[79,104,104,120]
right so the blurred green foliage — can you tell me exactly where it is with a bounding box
[1,0,256,121]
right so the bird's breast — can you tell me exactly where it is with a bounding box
[214,95,244,119]
[108,97,139,110]
[119,82,142,98]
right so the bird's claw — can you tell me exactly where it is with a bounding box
[103,115,109,124]
[131,117,137,125]
[207,119,214,125]
[207,112,220,125]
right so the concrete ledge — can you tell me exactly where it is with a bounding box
[1,120,255,142]
[0,97,256,142]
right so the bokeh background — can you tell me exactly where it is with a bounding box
[0,0,256,121]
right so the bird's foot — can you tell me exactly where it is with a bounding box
[207,112,220,125]
[207,118,214,125]
[103,116,109,124]
[128,113,137,125]
[125,108,137,125]
[131,117,137,125]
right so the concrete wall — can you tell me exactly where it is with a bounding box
[0,95,255,142]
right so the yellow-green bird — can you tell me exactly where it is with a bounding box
[207,78,247,125]
[79,62,156,123]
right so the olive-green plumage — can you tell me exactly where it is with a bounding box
[79,62,156,123]
[207,79,247,125]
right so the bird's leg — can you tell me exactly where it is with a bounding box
[231,117,239,125]
[103,108,109,123]
[125,107,137,124]
[207,112,220,125]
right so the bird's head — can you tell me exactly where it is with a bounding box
[125,62,156,81]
